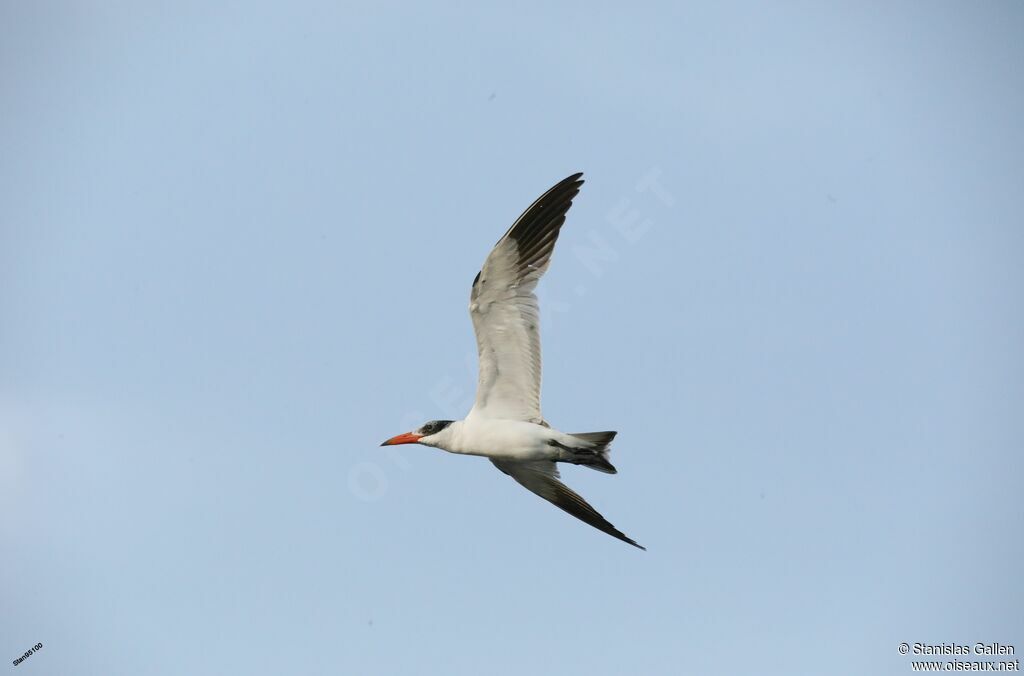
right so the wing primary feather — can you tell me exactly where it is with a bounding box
[495,173,583,245]
[467,173,585,423]
[492,459,645,550]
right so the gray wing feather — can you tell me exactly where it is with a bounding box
[468,174,584,422]
[491,459,644,550]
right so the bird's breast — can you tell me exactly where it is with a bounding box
[447,419,555,461]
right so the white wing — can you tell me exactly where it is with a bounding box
[491,459,644,549]
[467,173,584,423]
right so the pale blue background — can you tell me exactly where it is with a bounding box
[2,3,1022,675]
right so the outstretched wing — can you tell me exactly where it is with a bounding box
[467,173,584,423]
[491,459,644,550]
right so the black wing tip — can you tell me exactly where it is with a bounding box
[559,172,585,192]
[607,525,645,550]
[599,523,646,550]
[623,535,646,551]
[543,172,584,196]
[534,172,585,209]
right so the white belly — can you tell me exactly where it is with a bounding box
[447,418,557,461]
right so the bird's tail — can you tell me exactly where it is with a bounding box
[564,431,618,474]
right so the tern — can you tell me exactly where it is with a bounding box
[381,173,644,550]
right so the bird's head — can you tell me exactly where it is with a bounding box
[380,420,454,448]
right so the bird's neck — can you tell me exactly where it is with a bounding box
[428,420,478,456]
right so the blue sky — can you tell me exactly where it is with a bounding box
[2,2,1022,675]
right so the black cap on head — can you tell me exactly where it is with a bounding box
[419,420,454,436]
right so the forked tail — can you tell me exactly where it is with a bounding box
[551,431,618,474]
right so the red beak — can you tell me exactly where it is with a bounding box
[380,432,423,446]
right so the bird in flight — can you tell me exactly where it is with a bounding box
[381,173,644,549]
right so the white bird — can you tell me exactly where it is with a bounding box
[381,173,644,549]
